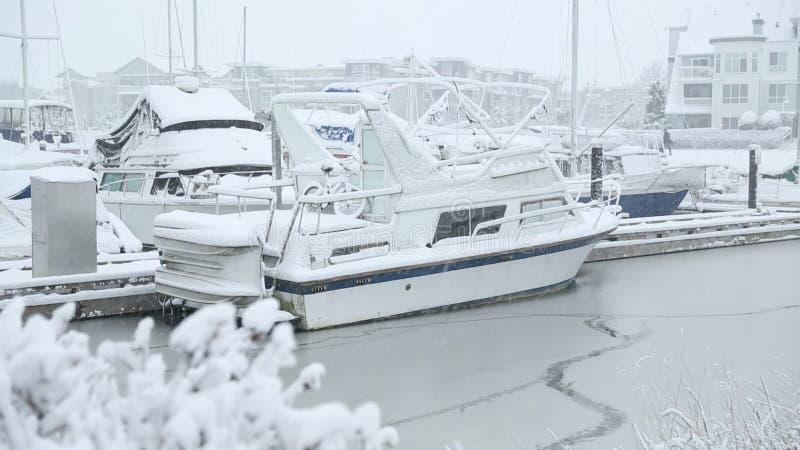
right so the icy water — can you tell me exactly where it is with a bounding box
[72,241,800,449]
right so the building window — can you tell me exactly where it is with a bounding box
[683,83,712,98]
[751,52,759,72]
[768,84,787,103]
[769,52,787,72]
[714,54,721,73]
[724,52,747,72]
[721,117,739,129]
[722,84,748,104]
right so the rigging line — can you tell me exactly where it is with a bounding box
[175,0,188,73]
[494,0,521,75]
[607,0,637,95]
[642,0,664,57]
[604,0,630,98]
[50,0,86,155]
[152,0,163,66]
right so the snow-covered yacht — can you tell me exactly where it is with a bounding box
[152,92,619,329]
[93,78,273,245]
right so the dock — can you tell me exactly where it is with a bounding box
[0,252,160,318]
[3,209,800,319]
[587,209,800,262]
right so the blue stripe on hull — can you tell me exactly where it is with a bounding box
[580,190,687,218]
[273,231,607,295]
[9,184,31,200]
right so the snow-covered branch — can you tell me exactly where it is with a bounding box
[0,299,398,450]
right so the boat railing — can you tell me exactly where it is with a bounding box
[295,184,403,235]
[566,176,623,206]
[471,200,595,237]
[97,170,275,200]
[207,178,294,216]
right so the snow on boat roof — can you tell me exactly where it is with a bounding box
[0,99,74,109]
[30,166,96,183]
[0,143,79,171]
[272,92,383,110]
[146,85,255,128]
[167,148,271,171]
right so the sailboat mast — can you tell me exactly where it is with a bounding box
[570,0,579,156]
[242,6,247,106]
[168,0,173,83]
[193,0,199,78]
[20,0,30,146]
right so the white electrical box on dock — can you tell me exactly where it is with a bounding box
[31,170,97,278]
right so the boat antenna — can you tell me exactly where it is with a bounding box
[51,0,88,156]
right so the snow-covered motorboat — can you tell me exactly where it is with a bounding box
[0,100,86,154]
[152,92,619,329]
[93,79,273,245]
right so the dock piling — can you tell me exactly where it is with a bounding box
[748,144,760,209]
[590,143,603,201]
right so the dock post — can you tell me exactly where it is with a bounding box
[590,143,603,202]
[748,144,760,209]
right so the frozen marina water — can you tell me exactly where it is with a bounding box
[71,240,800,449]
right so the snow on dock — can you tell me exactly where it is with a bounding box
[587,209,800,261]
[0,251,160,318]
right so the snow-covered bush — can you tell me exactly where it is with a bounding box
[635,371,800,449]
[738,110,757,130]
[758,110,782,130]
[0,300,398,450]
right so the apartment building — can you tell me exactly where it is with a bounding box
[665,4,800,129]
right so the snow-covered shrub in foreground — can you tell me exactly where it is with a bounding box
[0,300,398,450]
[635,370,800,449]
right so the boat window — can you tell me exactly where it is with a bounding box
[433,205,506,244]
[361,128,385,166]
[100,173,124,192]
[123,173,145,193]
[521,197,567,224]
[151,175,185,197]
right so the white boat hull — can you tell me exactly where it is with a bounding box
[276,234,602,330]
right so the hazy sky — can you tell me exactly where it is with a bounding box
[0,0,775,90]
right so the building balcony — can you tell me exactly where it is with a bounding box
[677,66,713,78]
[684,97,712,105]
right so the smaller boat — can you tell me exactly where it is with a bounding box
[94,78,274,245]
[0,100,86,154]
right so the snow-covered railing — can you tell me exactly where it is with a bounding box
[566,175,623,207]
[295,184,402,235]
[471,200,607,237]
[434,144,547,174]
[207,179,294,215]
[296,184,401,205]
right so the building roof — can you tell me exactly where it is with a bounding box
[675,0,799,55]
[113,57,167,76]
